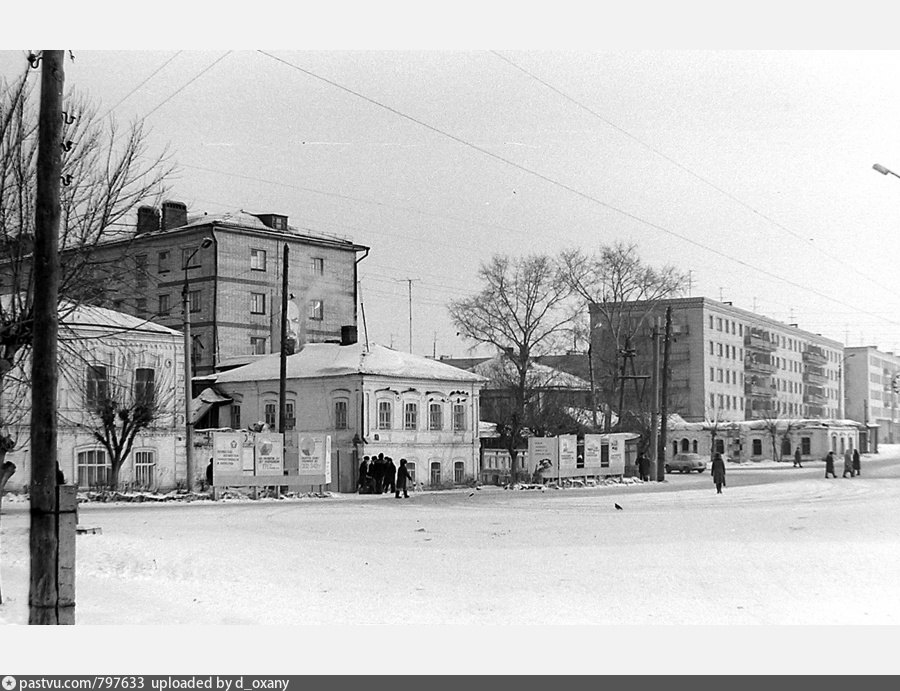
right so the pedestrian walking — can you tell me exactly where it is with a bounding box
[853,448,861,477]
[711,452,726,494]
[383,456,397,494]
[637,451,651,481]
[843,448,853,478]
[374,453,385,493]
[395,458,412,499]
[825,451,837,478]
[358,456,373,493]
[793,447,803,468]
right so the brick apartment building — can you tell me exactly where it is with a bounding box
[89,200,369,377]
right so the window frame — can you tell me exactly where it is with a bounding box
[429,402,443,431]
[334,399,349,429]
[86,364,109,409]
[250,336,267,355]
[77,448,109,488]
[404,401,418,430]
[377,400,393,430]
[308,299,324,321]
[250,292,267,315]
[250,248,267,272]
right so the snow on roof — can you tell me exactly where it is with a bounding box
[215,342,488,384]
[668,417,865,431]
[471,356,591,389]
[58,302,182,337]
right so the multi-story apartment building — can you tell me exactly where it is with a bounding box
[90,200,369,377]
[843,345,900,445]
[589,296,844,422]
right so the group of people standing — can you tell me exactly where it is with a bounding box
[824,448,861,478]
[358,453,413,498]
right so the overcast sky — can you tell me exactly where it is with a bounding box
[6,12,900,358]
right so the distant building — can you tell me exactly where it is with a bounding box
[589,296,845,423]
[88,201,369,377]
[213,339,486,492]
[843,345,900,447]
[2,303,184,492]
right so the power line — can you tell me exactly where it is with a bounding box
[490,50,900,304]
[256,49,900,332]
[141,51,232,122]
[99,51,184,120]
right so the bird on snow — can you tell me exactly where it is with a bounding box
[614,503,623,511]
[468,492,475,497]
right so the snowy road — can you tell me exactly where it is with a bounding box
[2,453,900,626]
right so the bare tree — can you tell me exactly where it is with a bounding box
[57,338,176,491]
[560,242,688,430]
[449,254,575,485]
[0,63,173,472]
[760,408,804,462]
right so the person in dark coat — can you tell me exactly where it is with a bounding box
[383,456,397,494]
[373,453,385,493]
[842,448,854,478]
[358,456,372,493]
[205,459,213,487]
[793,447,803,468]
[637,452,651,481]
[395,458,412,499]
[711,452,726,494]
[56,462,66,485]
[852,448,861,476]
[825,451,837,478]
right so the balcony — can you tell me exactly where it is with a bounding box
[803,347,827,366]
[745,331,777,352]
[803,391,826,406]
[745,383,776,398]
[745,356,776,374]
[803,369,827,386]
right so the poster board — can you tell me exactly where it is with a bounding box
[255,433,284,476]
[558,435,578,471]
[528,436,558,478]
[583,434,604,470]
[607,433,627,475]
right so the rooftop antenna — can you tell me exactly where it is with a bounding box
[357,280,370,352]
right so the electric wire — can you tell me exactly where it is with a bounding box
[98,51,184,121]
[255,49,900,332]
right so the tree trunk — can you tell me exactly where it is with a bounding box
[0,459,16,604]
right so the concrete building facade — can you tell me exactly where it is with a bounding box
[89,202,368,377]
[843,345,900,445]
[589,296,845,423]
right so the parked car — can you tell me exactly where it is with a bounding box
[666,453,708,473]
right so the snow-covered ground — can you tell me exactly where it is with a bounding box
[2,448,900,674]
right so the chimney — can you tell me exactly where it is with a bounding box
[340,325,358,346]
[136,206,160,234]
[161,200,188,230]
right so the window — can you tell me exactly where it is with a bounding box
[709,341,714,354]
[135,297,147,315]
[77,449,108,488]
[801,437,811,455]
[378,401,392,429]
[285,402,295,430]
[264,403,276,428]
[692,440,698,453]
[230,404,241,430]
[430,461,442,486]
[158,294,170,316]
[86,365,108,409]
[250,337,267,355]
[188,290,201,313]
[134,368,155,407]
[404,402,418,430]
[709,394,715,408]
[454,461,465,484]
[406,462,416,484]
[709,316,713,328]
[752,439,763,456]
[135,255,148,289]
[182,247,202,270]
[717,343,723,356]
[334,400,348,429]
[250,248,267,271]
[710,367,715,382]
[250,292,266,315]
[133,450,156,490]
[452,403,466,431]
[308,299,323,321]
[158,250,170,274]
[429,403,443,430]
[716,318,722,331]
[311,257,324,275]
[681,439,690,452]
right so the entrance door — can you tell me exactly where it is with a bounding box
[430,461,441,487]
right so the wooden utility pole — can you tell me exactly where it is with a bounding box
[657,306,673,482]
[588,341,598,429]
[649,319,660,481]
[30,50,75,625]
[279,244,289,433]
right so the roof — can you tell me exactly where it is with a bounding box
[58,302,182,338]
[215,342,488,385]
[470,356,591,390]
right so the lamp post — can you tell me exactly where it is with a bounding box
[182,237,213,492]
[873,163,900,179]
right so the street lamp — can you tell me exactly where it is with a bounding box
[873,163,900,179]
[182,237,213,492]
